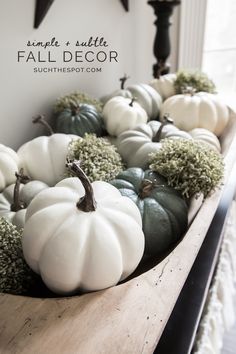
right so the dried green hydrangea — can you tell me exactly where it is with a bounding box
[54,92,103,113]
[67,134,124,182]
[174,70,216,94]
[149,139,224,199]
[0,218,37,295]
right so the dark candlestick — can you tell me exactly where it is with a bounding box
[148,1,181,78]
[120,0,129,11]
[34,0,55,29]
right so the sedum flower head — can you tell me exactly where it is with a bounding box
[149,139,224,199]
[67,134,124,182]
[174,70,216,94]
[54,91,103,113]
[0,218,37,295]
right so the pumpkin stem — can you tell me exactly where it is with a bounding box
[153,114,174,142]
[70,99,80,116]
[182,86,196,96]
[139,178,165,199]
[66,160,97,212]
[129,97,137,107]
[11,169,31,212]
[32,115,54,136]
[120,74,129,89]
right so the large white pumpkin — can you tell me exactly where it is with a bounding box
[102,96,148,136]
[22,163,144,295]
[150,73,176,100]
[0,144,21,192]
[160,92,229,136]
[17,134,77,186]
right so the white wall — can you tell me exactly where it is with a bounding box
[0,0,179,149]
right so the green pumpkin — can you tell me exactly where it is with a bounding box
[56,103,105,137]
[110,168,188,257]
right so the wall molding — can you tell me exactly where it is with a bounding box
[178,0,208,69]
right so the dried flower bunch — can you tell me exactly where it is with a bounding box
[54,91,103,113]
[67,134,124,182]
[174,70,216,94]
[149,139,224,199]
[0,218,36,295]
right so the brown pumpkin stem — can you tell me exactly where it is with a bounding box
[129,97,137,107]
[32,115,54,135]
[139,178,165,199]
[11,169,31,212]
[66,160,97,212]
[119,74,129,89]
[70,99,80,116]
[153,114,174,142]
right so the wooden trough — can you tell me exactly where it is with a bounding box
[1,112,236,354]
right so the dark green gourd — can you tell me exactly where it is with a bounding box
[110,168,188,257]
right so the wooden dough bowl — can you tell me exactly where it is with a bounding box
[1,112,236,354]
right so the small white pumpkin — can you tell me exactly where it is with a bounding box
[116,116,192,169]
[101,75,162,120]
[0,169,48,229]
[17,115,78,186]
[150,73,176,100]
[0,144,21,192]
[22,162,144,295]
[103,97,148,136]
[101,75,132,103]
[160,91,229,136]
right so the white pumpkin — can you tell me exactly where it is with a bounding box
[116,117,192,169]
[126,84,162,120]
[17,134,78,186]
[103,97,148,136]
[0,144,21,192]
[0,173,48,229]
[160,92,229,136]
[189,128,221,153]
[101,75,133,103]
[150,73,176,100]
[101,76,162,120]
[22,162,144,295]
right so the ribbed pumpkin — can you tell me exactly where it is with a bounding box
[110,168,188,257]
[160,90,229,136]
[116,116,192,169]
[55,102,105,137]
[0,144,22,192]
[149,73,176,100]
[101,75,162,120]
[0,171,48,229]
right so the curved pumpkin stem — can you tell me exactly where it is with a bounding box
[11,169,30,212]
[32,115,54,136]
[139,178,165,199]
[66,160,97,212]
[152,114,174,142]
[119,74,130,89]
[69,98,80,116]
[129,97,137,107]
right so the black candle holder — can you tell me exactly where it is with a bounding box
[148,1,181,78]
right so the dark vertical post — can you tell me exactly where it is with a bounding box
[148,1,181,78]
